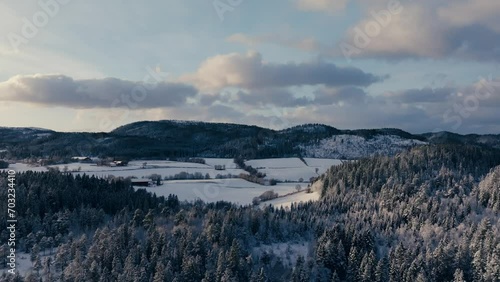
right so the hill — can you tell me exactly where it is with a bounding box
[0,120,499,160]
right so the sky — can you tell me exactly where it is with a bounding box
[0,0,499,134]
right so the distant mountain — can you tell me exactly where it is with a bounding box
[0,120,499,160]
[422,131,500,149]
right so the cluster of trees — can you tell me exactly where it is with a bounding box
[1,144,499,281]
[233,158,265,177]
[214,174,238,180]
[163,172,210,181]
[168,158,206,165]
[0,160,9,169]
[311,145,500,281]
[234,158,270,186]
[252,190,279,205]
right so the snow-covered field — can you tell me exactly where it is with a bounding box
[6,158,342,182]
[7,163,50,172]
[143,179,303,205]
[246,157,342,182]
[4,158,341,206]
[203,158,240,169]
[0,251,54,277]
[6,160,245,179]
[260,190,321,209]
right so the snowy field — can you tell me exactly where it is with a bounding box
[142,179,303,205]
[3,158,341,206]
[6,163,50,172]
[246,157,342,182]
[7,160,245,179]
[0,251,54,277]
[259,190,321,209]
[6,158,342,182]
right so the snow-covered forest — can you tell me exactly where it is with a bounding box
[0,144,499,281]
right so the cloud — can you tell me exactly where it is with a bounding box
[338,1,500,61]
[437,0,500,32]
[180,51,385,91]
[235,89,312,107]
[0,74,198,109]
[209,86,368,108]
[227,33,319,52]
[313,86,367,105]
[265,1,500,62]
[4,74,499,134]
[273,76,500,134]
[383,87,455,103]
[295,0,349,14]
[142,104,251,126]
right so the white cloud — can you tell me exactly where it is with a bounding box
[339,0,500,61]
[179,51,384,91]
[0,74,197,109]
[437,0,500,32]
[286,0,500,61]
[227,33,319,52]
[341,4,448,59]
[295,0,349,14]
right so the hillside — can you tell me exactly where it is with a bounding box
[2,144,499,281]
[0,120,499,160]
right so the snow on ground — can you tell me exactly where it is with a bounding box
[303,158,343,169]
[0,251,55,277]
[4,163,48,172]
[4,158,340,206]
[260,190,321,209]
[253,242,310,267]
[0,252,31,277]
[5,158,341,182]
[141,179,299,205]
[260,167,318,182]
[4,160,244,179]
[74,167,245,180]
[245,158,342,182]
[245,158,306,169]
[128,160,208,168]
[203,158,240,169]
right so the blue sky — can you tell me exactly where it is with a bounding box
[0,0,499,134]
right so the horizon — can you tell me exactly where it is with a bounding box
[2,118,498,136]
[1,1,500,134]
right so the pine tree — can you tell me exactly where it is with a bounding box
[347,246,361,282]
[331,271,340,282]
[255,267,267,282]
[153,261,166,282]
[453,269,466,282]
[375,257,389,282]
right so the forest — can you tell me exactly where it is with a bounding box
[0,144,499,281]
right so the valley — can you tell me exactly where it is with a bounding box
[6,157,342,207]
